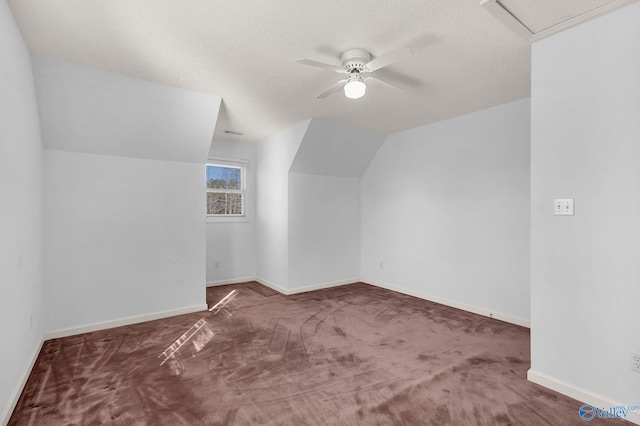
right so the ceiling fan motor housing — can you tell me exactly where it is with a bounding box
[341,49,372,73]
[297,47,409,99]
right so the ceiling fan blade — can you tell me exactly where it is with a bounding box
[296,58,347,74]
[365,77,402,93]
[316,79,348,99]
[364,47,411,72]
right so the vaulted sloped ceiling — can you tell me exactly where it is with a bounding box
[9,0,635,142]
[33,57,221,163]
[290,119,385,178]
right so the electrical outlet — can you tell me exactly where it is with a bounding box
[631,352,640,372]
[214,261,220,269]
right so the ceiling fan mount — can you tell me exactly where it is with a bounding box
[340,49,371,74]
[296,47,411,99]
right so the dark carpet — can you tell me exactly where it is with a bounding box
[9,282,618,425]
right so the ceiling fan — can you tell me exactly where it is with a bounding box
[296,47,411,100]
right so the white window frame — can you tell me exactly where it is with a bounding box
[206,158,249,223]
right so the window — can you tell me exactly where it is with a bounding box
[206,161,246,217]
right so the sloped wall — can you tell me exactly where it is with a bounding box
[33,57,220,163]
[290,119,385,177]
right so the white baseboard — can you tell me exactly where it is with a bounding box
[254,277,357,295]
[362,278,530,328]
[207,276,256,287]
[254,276,290,295]
[43,303,207,340]
[254,277,530,330]
[285,278,358,295]
[2,339,43,426]
[528,369,640,424]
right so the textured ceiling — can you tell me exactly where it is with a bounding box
[5,1,621,142]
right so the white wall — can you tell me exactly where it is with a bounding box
[530,2,640,408]
[255,121,309,290]
[285,119,380,291]
[44,150,206,333]
[0,2,45,421]
[288,173,360,290]
[31,57,219,334]
[206,139,257,284]
[361,98,531,325]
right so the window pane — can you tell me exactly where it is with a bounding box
[206,165,241,190]
[207,192,243,215]
[228,193,242,214]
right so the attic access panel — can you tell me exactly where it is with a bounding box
[482,0,637,41]
[499,0,616,33]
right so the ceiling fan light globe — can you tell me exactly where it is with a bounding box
[344,80,366,99]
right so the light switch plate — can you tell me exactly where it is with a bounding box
[554,199,574,216]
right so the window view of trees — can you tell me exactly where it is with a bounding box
[206,165,243,215]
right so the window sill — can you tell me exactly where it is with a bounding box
[206,216,250,224]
